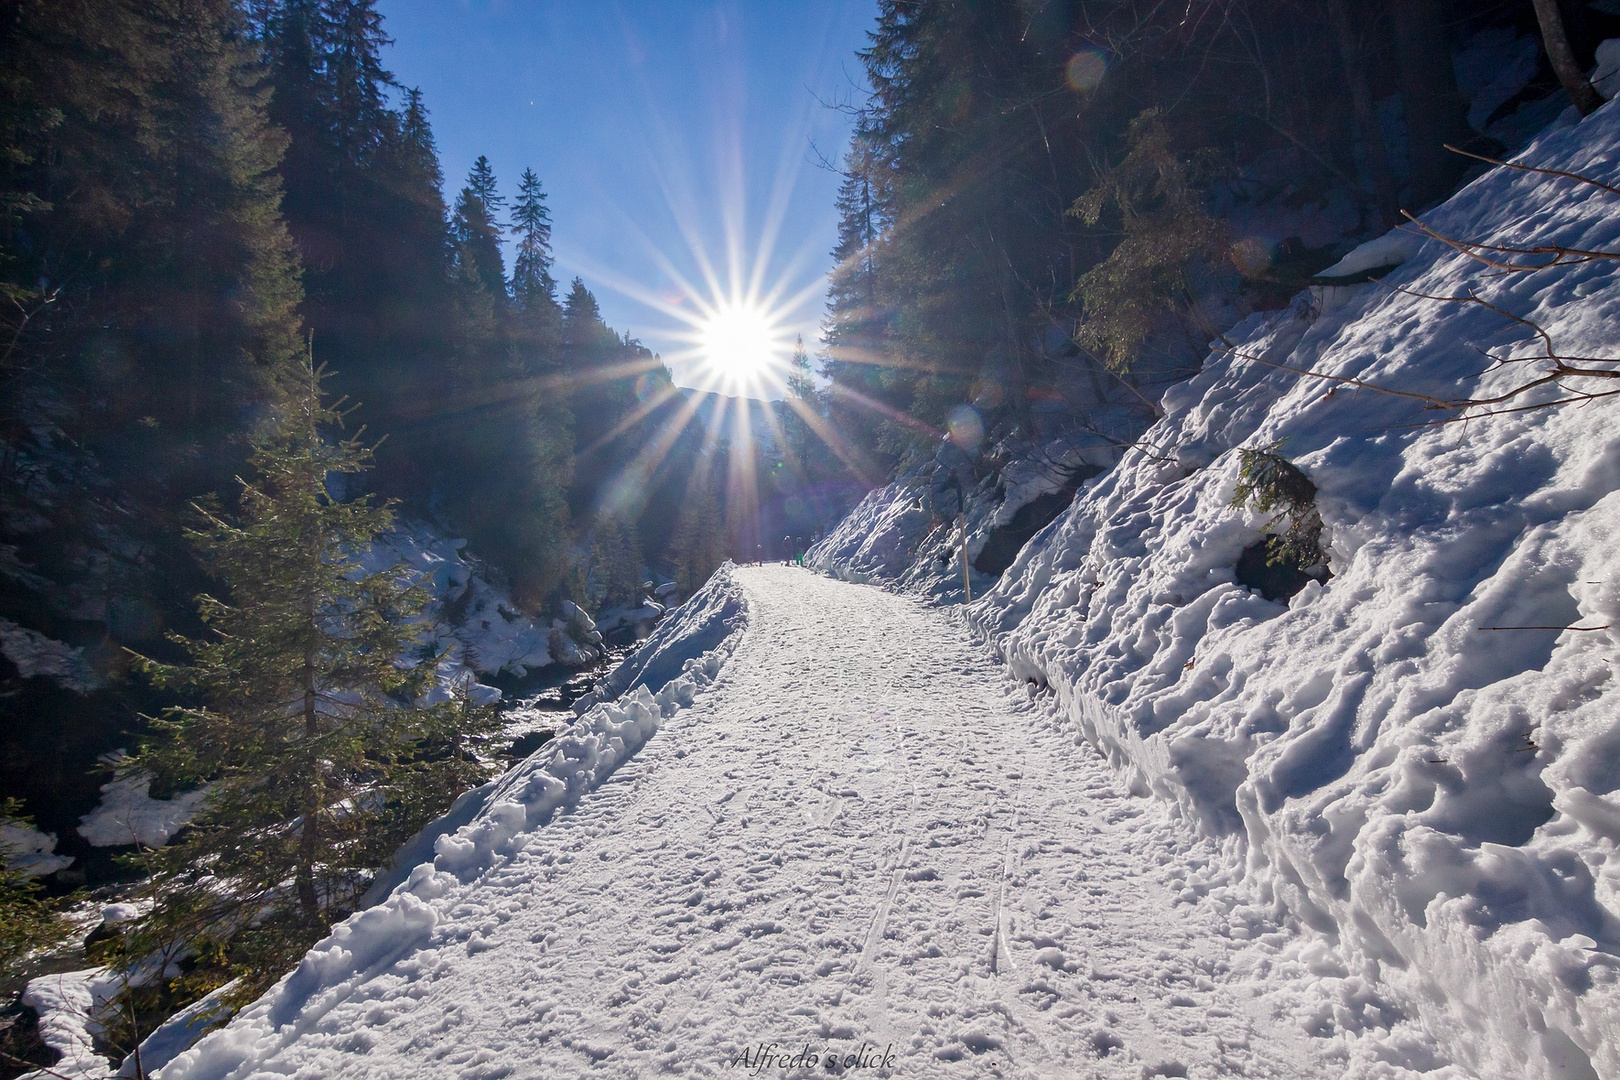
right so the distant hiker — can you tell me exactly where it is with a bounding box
[755,544,762,566]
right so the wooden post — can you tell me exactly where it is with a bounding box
[958,514,972,603]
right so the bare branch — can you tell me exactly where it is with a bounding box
[1443,143,1620,198]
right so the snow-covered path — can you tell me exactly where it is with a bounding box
[170,567,1358,1079]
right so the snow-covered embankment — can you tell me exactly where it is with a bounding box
[960,109,1620,1077]
[124,566,746,1078]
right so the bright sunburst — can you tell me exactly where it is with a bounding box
[698,302,783,384]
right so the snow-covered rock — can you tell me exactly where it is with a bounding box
[969,102,1620,1079]
[76,770,206,849]
[0,618,101,692]
[0,821,74,877]
[358,524,561,696]
[807,434,1117,601]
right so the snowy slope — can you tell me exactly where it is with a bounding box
[807,431,1117,602]
[18,568,746,1080]
[143,567,748,1079]
[149,568,1440,1079]
[966,105,1620,1079]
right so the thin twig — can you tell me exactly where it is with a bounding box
[1444,143,1620,199]
[1479,623,1610,631]
[1401,214,1620,272]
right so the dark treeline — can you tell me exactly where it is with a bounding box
[0,0,743,998]
[0,0,760,1051]
[253,0,721,609]
[0,0,730,629]
[821,0,1616,475]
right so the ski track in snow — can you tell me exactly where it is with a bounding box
[169,567,1374,1079]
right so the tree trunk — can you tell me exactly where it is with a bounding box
[1531,0,1604,116]
[1392,0,1468,208]
[296,641,321,918]
[1327,0,1400,230]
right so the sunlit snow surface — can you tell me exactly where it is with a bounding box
[155,567,1381,1079]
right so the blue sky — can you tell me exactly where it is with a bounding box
[375,0,877,394]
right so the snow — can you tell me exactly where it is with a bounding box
[152,568,1490,1078]
[1593,39,1620,102]
[1313,227,1423,281]
[576,560,745,711]
[358,523,570,695]
[965,102,1620,1078]
[806,481,933,587]
[35,58,1620,1080]
[0,617,100,692]
[1,821,74,877]
[151,567,751,1078]
[76,770,207,849]
[807,432,1115,604]
[19,968,122,1080]
[118,981,240,1078]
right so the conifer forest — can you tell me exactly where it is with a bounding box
[5,2,1620,1077]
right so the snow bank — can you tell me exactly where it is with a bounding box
[578,560,745,707]
[19,969,121,1080]
[807,434,1115,601]
[969,104,1620,1079]
[76,770,206,849]
[807,482,933,586]
[154,565,749,1079]
[117,981,239,1077]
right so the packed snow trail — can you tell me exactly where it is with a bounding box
[162,567,1394,1079]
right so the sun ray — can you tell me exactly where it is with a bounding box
[824,381,944,438]
[596,384,711,522]
[574,380,685,462]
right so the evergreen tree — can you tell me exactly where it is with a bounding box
[126,360,498,993]
[511,169,558,314]
[467,154,505,221]
[322,0,393,175]
[582,513,642,609]
[562,276,612,356]
[779,335,820,475]
[452,158,506,297]
[668,457,727,595]
[1067,111,1227,373]
[0,800,71,982]
[0,0,304,503]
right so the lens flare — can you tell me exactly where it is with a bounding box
[1065,49,1107,93]
[948,404,984,453]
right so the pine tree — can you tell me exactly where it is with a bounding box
[510,168,558,313]
[467,154,505,222]
[562,276,607,353]
[668,455,728,594]
[125,360,497,994]
[1067,110,1226,373]
[322,0,393,174]
[779,335,820,476]
[0,800,71,982]
[786,335,817,405]
[452,158,506,297]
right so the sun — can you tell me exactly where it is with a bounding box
[697,302,782,387]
